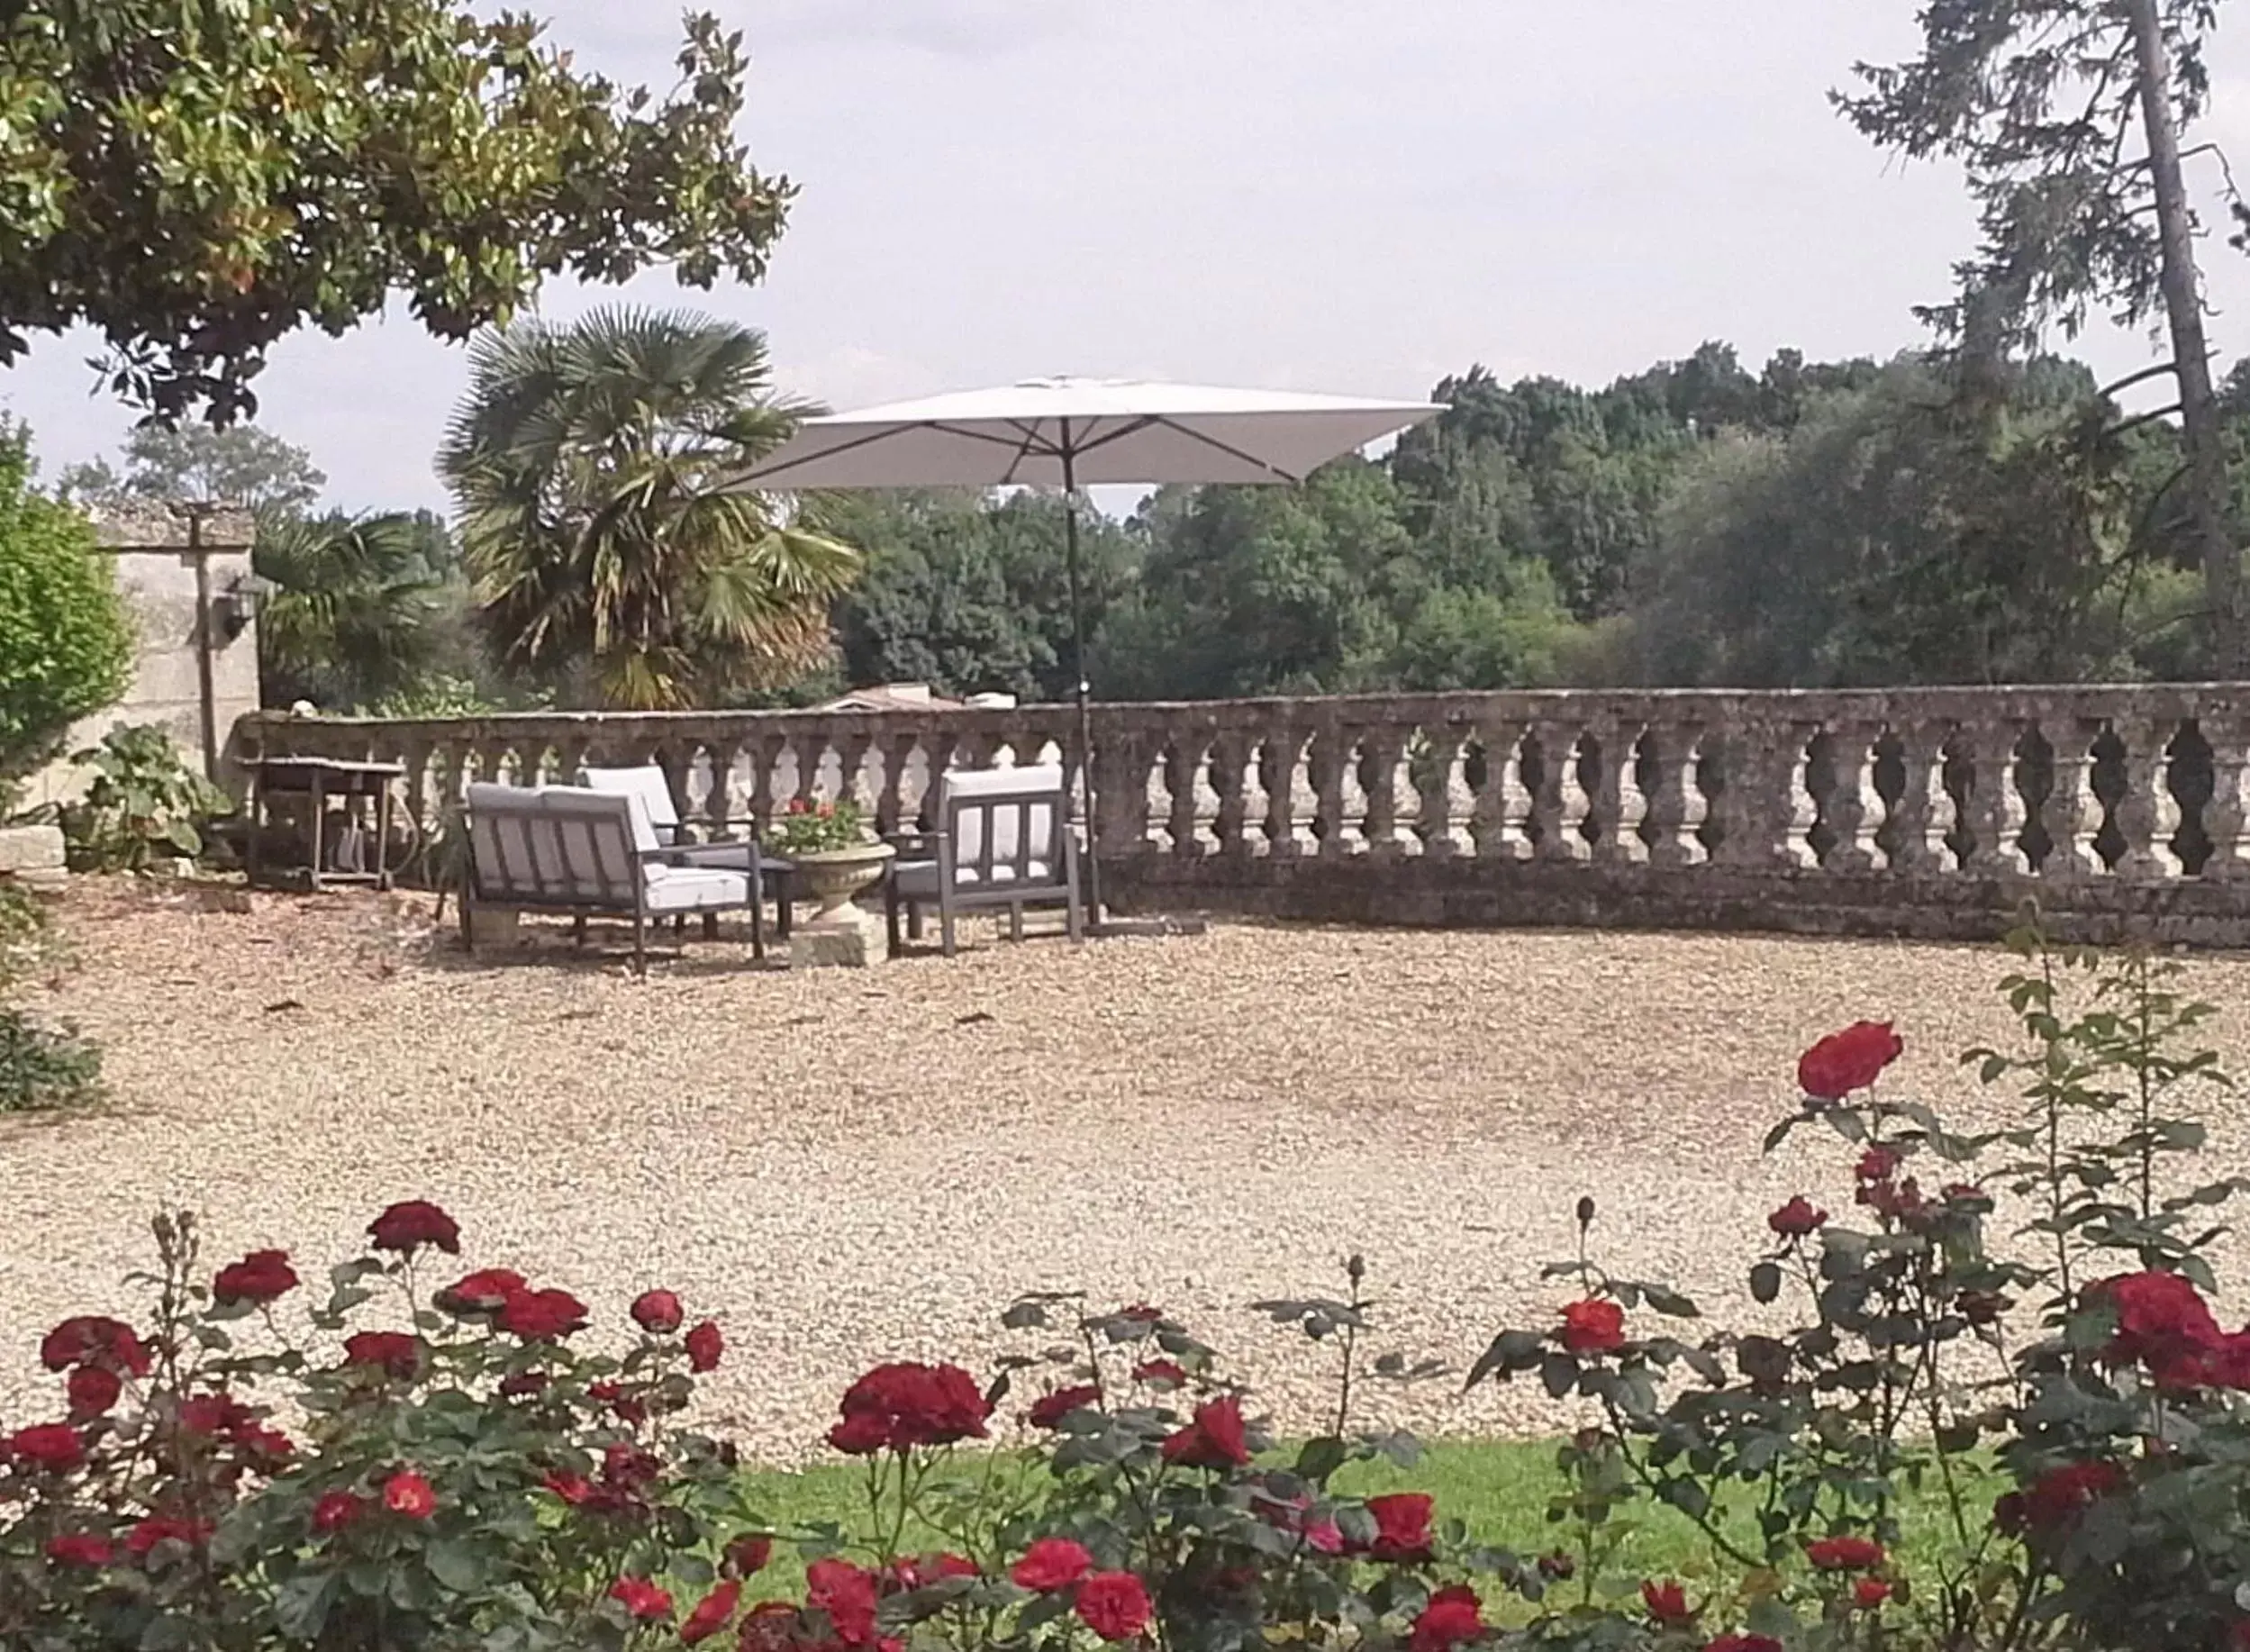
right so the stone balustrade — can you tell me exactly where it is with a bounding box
[235,684,2250,946]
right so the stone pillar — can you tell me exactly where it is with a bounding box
[1641,721,1708,868]
[1821,721,1885,873]
[2110,715,2183,881]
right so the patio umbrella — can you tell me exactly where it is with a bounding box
[729,376,1443,926]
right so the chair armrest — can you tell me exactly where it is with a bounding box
[646,841,765,868]
[885,828,948,857]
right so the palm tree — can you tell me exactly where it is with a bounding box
[437,307,859,709]
[254,511,444,709]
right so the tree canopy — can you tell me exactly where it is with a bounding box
[0,3,792,423]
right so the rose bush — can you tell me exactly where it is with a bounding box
[7,923,2249,1652]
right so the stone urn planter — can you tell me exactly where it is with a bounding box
[788,840,895,968]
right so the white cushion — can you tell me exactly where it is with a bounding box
[644,867,751,912]
[579,766,680,832]
[940,762,1066,867]
[893,858,1055,898]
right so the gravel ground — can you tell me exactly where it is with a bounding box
[9,880,2250,1461]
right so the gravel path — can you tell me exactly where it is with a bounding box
[10,881,2250,1460]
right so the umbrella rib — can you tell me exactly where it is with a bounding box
[1139,416,1306,482]
[732,423,916,486]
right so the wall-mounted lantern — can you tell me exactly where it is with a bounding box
[213,571,276,642]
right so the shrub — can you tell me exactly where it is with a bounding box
[0,435,132,791]
[765,796,868,856]
[60,724,231,873]
[0,1006,101,1112]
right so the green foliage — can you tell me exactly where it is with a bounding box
[440,306,861,709]
[0,5,794,423]
[253,510,446,710]
[829,490,1136,703]
[0,1006,101,1112]
[60,723,230,872]
[0,434,132,784]
[56,423,325,513]
[764,797,867,857]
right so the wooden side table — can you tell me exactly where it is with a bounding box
[248,758,406,891]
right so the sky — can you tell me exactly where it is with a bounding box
[13,0,2250,513]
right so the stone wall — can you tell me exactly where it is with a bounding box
[24,503,259,807]
[237,684,2250,948]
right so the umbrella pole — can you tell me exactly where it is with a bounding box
[1061,442,1103,926]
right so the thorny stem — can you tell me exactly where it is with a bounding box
[1334,1254,1365,1443]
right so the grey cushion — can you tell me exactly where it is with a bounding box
[893,858,1056,899]
[644,867,753,912]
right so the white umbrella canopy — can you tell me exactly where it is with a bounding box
[728,376,1442,490]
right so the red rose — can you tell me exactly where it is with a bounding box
[1805,1534,1884,1570]
[828,1411,891,1456]
[1076,1571,1154,1641]
[499,1371,549,1398]
[383,1468,437,1519]
[723,1533,774,1577]
[2092,1271,2227,1388]
[1160,1393,1251,1469]
[41,1316,150,1376]
[2011,1459,2127,1533]
[685,1320,723,1372]
[1010,1537,1094,1592]
[1797,1021,1903,1100]
[1767,1196,1828,1239]
[830,1361,992,1453]
[125,1517,206,1557]
[1642,1579,1691,1623]
[46,1531,112,1567]
[1560,1299,1625,1354]
[10,1421,84,1472]
[213,1248,298,1305]
[436,1267,525,1315]
[1365,1492,1435,1562]
[930,1553,979,1579]
[682,1580,741,1645]
[312,1491,365,1533]
[67,1364,122,1418]
[367,1200,461,1255]
[1855,1147,1902,1183]
[1029,1384,1102,1429]
[1410,1584,1483,1652]
[496,1287,588,1340]
[543,1469,594,1505]
[1703,1638,1784,1652]
[631,1290,684,1334]
[343,1330,421,1380]
[1119,1303,1164,1322]
[1133,1359,1189,1386]
[1854,1577,1892,1610]
[806,1557,881,1646]
[608,1575,674,1621]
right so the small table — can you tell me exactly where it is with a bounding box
[247,758,405,891]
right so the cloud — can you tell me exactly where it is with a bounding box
[749,0,1093,59]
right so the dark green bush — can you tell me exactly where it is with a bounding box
[61,723,231,873]
[0,1006,101,1112]
[0,431,133,791]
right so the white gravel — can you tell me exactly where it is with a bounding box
[9,880,2250,1460]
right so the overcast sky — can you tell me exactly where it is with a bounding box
[13,0,2250,513]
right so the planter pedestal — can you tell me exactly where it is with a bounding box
[788,842,896,969]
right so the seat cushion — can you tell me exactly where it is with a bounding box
[643,867,752,913]
[893,858,1056,898]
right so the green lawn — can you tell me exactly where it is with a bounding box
[729,1438,2003,1609]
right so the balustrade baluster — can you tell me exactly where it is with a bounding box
[1416,724,1471,858]
[2111,715,2183,881]
[1962,725,2028,876]
[1590,717,1648,865]
[1164,737,1206,858]
[1641,721,1706,868]
[1208,731,1251,856]
[1821,721,1885,873]
[2201,713,2250,880]
[2037,719,2105,880]
[1259,726,1307,857]
[1886,721,1955,873]
[1309,728,1353,858]
[1529,722,1591,863]
[1357,728,1410,858]
[1469,719,1532,861]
